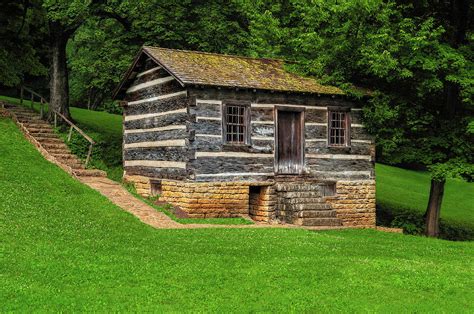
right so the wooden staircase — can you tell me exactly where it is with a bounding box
[274,182,342,227]
[4,104,106,178]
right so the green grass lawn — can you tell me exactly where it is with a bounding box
[1,116,473,311]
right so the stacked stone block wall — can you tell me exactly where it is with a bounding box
[124,174,152,197]
[159,180,251,218]
[248,186,276,222]
[327,180,376,227]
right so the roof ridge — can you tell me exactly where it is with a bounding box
[142,45,286,63]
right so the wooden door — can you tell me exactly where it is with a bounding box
[275,109,304,174]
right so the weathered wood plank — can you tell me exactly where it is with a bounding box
[251,124,274,137]
[189,157,274,174]
[124,112,188,129]
[124,139,186,149]
[195,172,274,182]
[124,128,188,144]
[125,166,188,179]
[305,141,372,155]
[305,124,327,138]
[124,125,186,135]
[124,160,186,169]
[124,147,191,161]
[251,107,273,121]
[127,91,187,106]
[191,119,221,135]
[351,126,373,140]
[305,158,373,172]
[125,108,187,122]
[126,80,184,101]
[124,95,188,116]
[305,170,374,180]
[191,103,221,118]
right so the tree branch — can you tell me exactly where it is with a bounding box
[95,10,131,31]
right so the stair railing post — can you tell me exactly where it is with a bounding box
[85,144,93,167]
[20,86,23,106]
[40,98,44,119]
[54,112,57,128]
[30,93,34,109]
[67,125,73,142]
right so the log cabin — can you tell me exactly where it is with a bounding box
[113,46,376,227]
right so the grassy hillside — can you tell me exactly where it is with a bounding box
[1,95,473,233]
[377,164,474,231]
[1,116,473,311]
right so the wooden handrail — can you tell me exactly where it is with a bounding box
[20,85,95,166]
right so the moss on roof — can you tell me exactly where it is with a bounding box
[142,46,344,95]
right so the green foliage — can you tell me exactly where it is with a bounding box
[0,1,47,86]
[2,117,474,311]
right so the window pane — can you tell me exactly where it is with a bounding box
[225,105,248,144]
[329,111,348,146]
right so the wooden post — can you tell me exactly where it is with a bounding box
[85,144,93,167]
[31,93,34,109]
[20,86,23,106]
[40,99,44,119]
[54,112,57,128]
[67,125,73,141]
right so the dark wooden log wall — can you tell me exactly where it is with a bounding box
[123,59,190,180]
[187,87,375,181]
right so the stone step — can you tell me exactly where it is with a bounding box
[281,197,325,204]
[277,203,332,211]
[51,153,80,160]
[35,137,64,144]
[41,143,68,149]
[298,210,337,218]
[74,169,107,177]
[298,217,342,227]
[16,114,44,121]
[280,191,322,198]
[23,122,52,129]
[48,148,72,154]
[63,161,86,170]
[29,132,57,138]
[17,118,44,123]
[28,127,55,132]
[275,183,326,192]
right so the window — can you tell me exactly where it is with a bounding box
[223,103,250,145]
[328,110,350,147]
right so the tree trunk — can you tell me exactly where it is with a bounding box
[424,179,446,237]
[48,21,71,121]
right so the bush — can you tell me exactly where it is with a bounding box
[377,205,474,241]
[55,125,123,181]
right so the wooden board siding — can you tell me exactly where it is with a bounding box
[123,62,190,180]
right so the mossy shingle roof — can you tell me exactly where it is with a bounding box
[141,46,343,95]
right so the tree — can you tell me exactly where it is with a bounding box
[0,0,47,87]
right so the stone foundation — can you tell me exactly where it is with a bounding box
[160,180,251,218]
[123,174,152,197]
[327,180,376,227]
[124,174,376,226]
